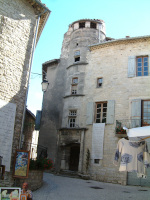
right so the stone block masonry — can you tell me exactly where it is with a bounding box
[16,170,43,191]
[0,0,37,186]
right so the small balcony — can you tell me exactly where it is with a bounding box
[115,119,150,138]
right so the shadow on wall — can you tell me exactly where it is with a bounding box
[0,2,38,185]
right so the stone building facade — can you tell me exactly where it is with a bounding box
[22,108,39,160]
[22,108,35,150]
[0,0,50,186]
[39,19,150,185]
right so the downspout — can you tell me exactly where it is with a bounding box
[19,8,49,148]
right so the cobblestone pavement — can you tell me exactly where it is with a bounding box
[33,173,150,200]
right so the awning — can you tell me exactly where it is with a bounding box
[126,126,150,138]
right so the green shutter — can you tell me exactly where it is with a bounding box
[128,56,136,77]
[86,102,94,125]
[131,99,141,128]
[148,55,150,76]
[106,100,115,124]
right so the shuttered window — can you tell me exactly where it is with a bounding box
[131,99,150,127]
[128,55,150,77]
[86,100,115,125]
[131,99,141,128]
[142,100,150,126]
[136,56,148,76]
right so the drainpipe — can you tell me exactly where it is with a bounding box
[19,7,50,148]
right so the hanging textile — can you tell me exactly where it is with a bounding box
[92,123,105,159]
[114,138,150,174]
[127,126,150,138]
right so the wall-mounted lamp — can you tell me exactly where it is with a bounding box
[41,69,49,92]
[41,79,49,92]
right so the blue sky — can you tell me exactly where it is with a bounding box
[27,0,150,115]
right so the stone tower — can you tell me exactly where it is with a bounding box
[66,19,106,65]
[39,19,106,171]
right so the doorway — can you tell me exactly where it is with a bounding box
[69,144,80,171]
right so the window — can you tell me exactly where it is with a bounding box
[74,51,80,56]
[75,57,80,62]
[71,78,78,94]
[79,22,85,28]
[94,159,100,164]
[97,78,103,87]
[90,22,96,29]
[71,85,77,94]
[72,77,78,84]
[74,51,80,62]
[95,102,107,123]
[68,110,77,128]
[128,55,149,78]
[136,56,148,76]
[142,100,150,126]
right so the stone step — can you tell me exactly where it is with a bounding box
[57,170,81,179]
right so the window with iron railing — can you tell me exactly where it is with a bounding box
[142,100,150,126]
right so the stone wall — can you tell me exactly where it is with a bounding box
[16,170,43,191]
[0,171,14,187]
[0,0,37,186]
[82,37,150,185]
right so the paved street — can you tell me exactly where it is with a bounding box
[33,173,150,200]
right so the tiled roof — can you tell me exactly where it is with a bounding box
[89,35,150,49]
[26,0,51,43]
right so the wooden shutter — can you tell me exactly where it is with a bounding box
[78,72,85,94]
[128,56,136,77]
[131,99,141,128]
[35,111,42,130]
[86,102,94,125]
[148,55,150,76]
[106,100,115,124]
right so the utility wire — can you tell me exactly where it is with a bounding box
[31,72,42,75]
[30,72,42,79]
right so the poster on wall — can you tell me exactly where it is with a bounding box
[0,187,21,200]
[13,150,30,178]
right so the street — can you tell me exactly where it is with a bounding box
[33,173,150,200]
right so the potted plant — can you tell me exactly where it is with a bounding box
[115,120,127,136]
[116,127,126,134]
[29,157,53,170]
